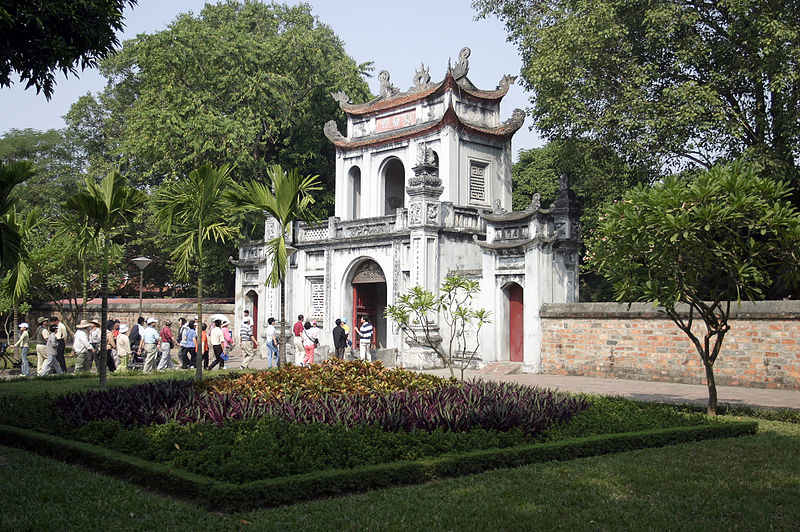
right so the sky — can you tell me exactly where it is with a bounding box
[0,0,542,158]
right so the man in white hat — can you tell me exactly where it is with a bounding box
[116,324,131,371]
[140,317,160,373]
[72,320,95,373]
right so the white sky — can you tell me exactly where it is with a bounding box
[0,0,542,158]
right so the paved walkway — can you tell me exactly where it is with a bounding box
[420,368,800,410]
[7,346,798,410]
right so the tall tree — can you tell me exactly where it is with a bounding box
[0,0,137,98]
[589,162,800,414]
[228,164,322,366]
[0,128,86,216]
[512,140,656,300]
[66,171,146,389]
[66,1,371,200]
[156,163,239,380]
[475,0,800,180]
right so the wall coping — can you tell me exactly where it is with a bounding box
[540,301,800,320]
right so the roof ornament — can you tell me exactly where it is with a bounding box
[451,47,471,80]
[378,70,399,99]
[497,74,517,91]
[492,198,508,215]
[524,192,542,213]
[331,91,352,106]
[410,63,431,92]
[323,120,346,142]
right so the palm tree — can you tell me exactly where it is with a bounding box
[66,170,146,389]
[228,164,322,365]
[1,208,45,357]
[156,163,238,380]
[0,161,36,273]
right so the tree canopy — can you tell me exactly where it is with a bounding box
[0,0,137,98]
[589,161,800,413]
[66,0,371,200]
[475,0,800,179]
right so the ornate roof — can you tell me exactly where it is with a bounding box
[324,105,525,150]
[330,47,517,118]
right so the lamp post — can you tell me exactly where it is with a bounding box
[132,256,152,319]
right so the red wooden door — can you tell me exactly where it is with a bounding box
[509,284,524,362]
[353,283,379,347]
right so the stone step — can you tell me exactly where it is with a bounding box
[479,362,523,375]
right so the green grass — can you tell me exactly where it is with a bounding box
[1,418,797,530]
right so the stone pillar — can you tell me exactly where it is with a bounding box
[402,146,445,368]
[552,173,583,303]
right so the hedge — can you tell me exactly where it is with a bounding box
[0,420,757,512]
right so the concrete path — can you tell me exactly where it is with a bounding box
[8,345,798,411]
[420,367,800,410]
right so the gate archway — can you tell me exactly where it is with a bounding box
[350,260,387,348]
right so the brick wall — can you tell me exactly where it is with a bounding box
[540,301,800,389]
[29,299,235,339]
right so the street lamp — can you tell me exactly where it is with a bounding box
[132,256,152,319]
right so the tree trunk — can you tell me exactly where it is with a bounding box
[196,232,204,381]
[12,305,18,366]
[196,274,204,381]
[278,279,286,367]
[704,360,718,416]
[81,260,88,321]
[98,235,109,390]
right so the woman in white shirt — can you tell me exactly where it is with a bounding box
[301,320,319,367]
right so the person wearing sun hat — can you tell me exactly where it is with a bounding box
[34,317,49,373]
[72,320,95,373]
[12,322,31,376]
[116,324,131,371]
[141,317,160,373]
[39,322,63,376]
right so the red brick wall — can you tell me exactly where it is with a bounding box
[540,302,800,389]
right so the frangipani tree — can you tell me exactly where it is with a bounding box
[156,163,238,379]
[66,170,146,388]
[228,164,321,365]
[590,162,800,414]
[386,275,490,380]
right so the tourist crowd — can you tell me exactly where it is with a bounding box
[8,310,377,376]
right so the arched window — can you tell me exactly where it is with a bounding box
[383,158,405,215]
[349,166,361,219]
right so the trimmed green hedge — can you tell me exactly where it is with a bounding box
[0,420,757,512]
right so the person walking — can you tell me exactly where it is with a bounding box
[129,316,145,355]
[239,320,258,369]
[12,322,30,376]
[356,316,373,362]
[106,320,118,371]
[332,318,347,359]
[301,320,319,367]
[292,314,305,365]
[208,319,225,370]
[158,320,175,370]
[176,317,190,368]
[183,320,198,369]
[221,319,233,365]
[89,319,102,371]
[72,320,94,373]
[39,323,64,376]
[116,324,131,371]
[140,318,160,373]
[198,323,210,369]
[51,316,67,372]
[33,317,49,374]
[264,317,278,368]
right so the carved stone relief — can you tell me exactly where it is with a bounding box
[426,203,439,225]
[410,203,422,225]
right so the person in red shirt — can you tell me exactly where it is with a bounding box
[292,314,305,364]
[158,320,175,370]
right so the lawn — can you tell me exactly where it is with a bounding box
[0,362,792,529]
[1,419,797,530]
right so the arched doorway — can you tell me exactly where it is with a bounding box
[246,289,258,337]
[506,283,523,362]
[349,165,361,219]
[351,260,387,348]
[383,158,405,215]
